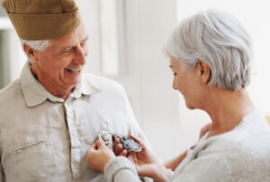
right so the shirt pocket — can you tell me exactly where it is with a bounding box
[14,139,47,153]
[5,138,52,182]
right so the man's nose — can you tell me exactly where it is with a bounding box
[74,46,88,65]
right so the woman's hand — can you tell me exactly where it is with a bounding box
[199,123,212,139]
[87,139,116,172]
[127,135,171,182]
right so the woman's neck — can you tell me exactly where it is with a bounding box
[204,88,255,138]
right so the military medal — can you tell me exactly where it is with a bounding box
[98,131,142,152]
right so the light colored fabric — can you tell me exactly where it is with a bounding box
[171,110,270,182]
[0,163,3,182]
[104,110,270,182]
[104,157,140,182]
[104,156,154,182]
[0,62,147,182]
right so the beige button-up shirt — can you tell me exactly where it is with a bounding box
[0,63,147,182]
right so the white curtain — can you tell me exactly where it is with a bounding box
[0,30,12,89]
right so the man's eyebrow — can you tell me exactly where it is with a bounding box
[58,36,89,54]
[61,45,74,52]
[81,36,89,43]
[169,65,172,68]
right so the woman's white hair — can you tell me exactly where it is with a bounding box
[164,9,253,90]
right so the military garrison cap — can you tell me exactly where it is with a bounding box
[1,0,81,40]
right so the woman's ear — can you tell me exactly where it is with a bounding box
[23,43,38,62]
[196,59,211,84]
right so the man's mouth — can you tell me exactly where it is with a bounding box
[65,68,82,74]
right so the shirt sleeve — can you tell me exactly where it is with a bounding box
[0,146,3,182]
[104,156,141,182]
[0,162,3,182]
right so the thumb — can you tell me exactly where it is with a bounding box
[127,152,136,163]
[96,139,106,149]
[129,135,147,149]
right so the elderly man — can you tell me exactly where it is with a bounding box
[0,0,147,181]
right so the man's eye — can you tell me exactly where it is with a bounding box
[174,73,177,76]
[81,42,86,47]
[64,48,75,52]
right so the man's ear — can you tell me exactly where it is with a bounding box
[196,59,211,84]
[23,43,38,62]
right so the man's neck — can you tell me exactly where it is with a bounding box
[31,66,74,100]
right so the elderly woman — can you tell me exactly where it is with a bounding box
[87,10,270,182]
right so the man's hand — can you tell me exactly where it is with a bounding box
[87,139,116,172]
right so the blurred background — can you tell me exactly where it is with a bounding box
[0,0,269,161]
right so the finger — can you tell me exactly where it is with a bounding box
[128,135,146,148]
[113,135,120,144]
[94,144,98,150]
[202,123,212,132]
[118,149,127,157]
[88,142,98,151]
[205,123,212,130]
[95,139,106,149]
[87,145,97,161]
[199,123,212,138]
[127,152,136,163]
[114,143,124,155]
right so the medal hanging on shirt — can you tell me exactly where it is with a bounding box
[98,131,142,153]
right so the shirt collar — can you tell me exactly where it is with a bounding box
[20,62,100,107]
[70,73,100,99]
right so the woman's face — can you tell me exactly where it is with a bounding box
[169,56,203,109]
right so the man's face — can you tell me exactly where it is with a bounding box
[31,23,88,93]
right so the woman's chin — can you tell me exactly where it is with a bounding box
[185,103,196,110]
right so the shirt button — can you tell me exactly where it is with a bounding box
[16,149,22,153]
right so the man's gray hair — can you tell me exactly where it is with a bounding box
[20,39,53,63]
[20,39,53,52]
[164,9,253,90]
